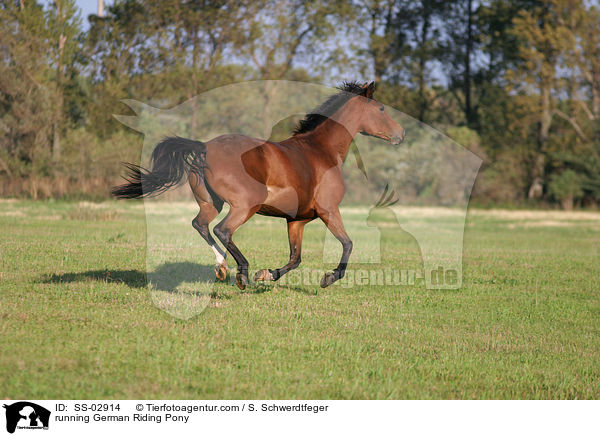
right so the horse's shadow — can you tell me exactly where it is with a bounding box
[42,268,147,288]
[42,262,320,296]
[43,262,221,293]
[40,262,310,298]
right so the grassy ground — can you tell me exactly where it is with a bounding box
[1,199,599,399]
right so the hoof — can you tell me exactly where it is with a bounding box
[214,261,228,282]
[320,271,336,288]
[254,269,274,281]
[236,273,248,290]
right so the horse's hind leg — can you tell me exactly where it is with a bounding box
[255,218,310,282]
[190,173,228,281]
[192,202,228,281]
[213,206,259,290]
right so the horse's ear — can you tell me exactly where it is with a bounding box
[365,81,375,99]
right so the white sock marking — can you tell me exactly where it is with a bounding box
[211,244,226,264]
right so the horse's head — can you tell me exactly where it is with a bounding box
[355,82,405,145]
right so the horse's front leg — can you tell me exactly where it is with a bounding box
[254,218,310,282]
[317,207,353,288]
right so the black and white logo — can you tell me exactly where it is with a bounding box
[3,402,50,434]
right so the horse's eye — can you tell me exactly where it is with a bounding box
[379,106,385,112]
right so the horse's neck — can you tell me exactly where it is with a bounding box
[308,105,361,162]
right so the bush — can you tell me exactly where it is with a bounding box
[548,170,583,210]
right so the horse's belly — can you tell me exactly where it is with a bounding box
[258,185,312,219]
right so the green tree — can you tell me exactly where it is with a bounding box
[234,0,352,81]
[507,0,579,200]
[438,0,481,128]
[0,1,54,176]
[46,0,81,162]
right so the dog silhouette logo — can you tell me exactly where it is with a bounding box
[3,402,50,433]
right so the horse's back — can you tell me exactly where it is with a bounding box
[205,134,314,181]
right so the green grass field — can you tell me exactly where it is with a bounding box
[1,199,599,399]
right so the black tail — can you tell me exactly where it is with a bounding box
[112,136,206,199]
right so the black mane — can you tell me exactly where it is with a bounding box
[293,81,370,135]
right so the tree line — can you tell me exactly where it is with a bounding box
[1,0,599,208]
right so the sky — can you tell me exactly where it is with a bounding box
[75,0,113,28]
[40,0,113,29]
[78,0,104,23]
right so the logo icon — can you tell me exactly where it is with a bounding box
[3,402,50,434]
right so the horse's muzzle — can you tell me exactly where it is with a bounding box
[391,132,405,145]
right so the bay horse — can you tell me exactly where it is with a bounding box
[112,81,405,290]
